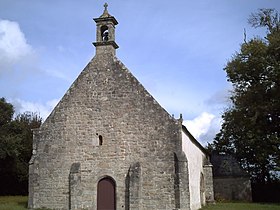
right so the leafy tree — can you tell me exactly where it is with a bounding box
[0,98,42,195]
[0,98,14,127]
[212,9,280,183]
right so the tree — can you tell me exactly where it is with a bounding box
[0,98,14,127]
[212,9,280,183]
[0,98,42,195]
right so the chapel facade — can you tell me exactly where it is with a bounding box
[28,5,214,210]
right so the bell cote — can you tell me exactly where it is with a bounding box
[93,3,119,55]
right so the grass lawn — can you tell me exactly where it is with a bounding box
[200,202,280,210]
[0,196,28,210]
[0,197,279,210]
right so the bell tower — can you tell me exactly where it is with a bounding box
[93,3,119,56]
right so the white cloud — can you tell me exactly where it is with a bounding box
[199,116,223,145]
[0,19,35,69]
[11,98,59,120]
[183,112,222,145]
[184,112,215,139]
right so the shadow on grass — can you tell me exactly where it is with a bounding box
[17,201,28,208]
[200,202,280,210]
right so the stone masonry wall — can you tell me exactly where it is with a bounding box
[211,153,252,202]
[213,177,252,201]
[29,51,187,209]
[203,165,215,203]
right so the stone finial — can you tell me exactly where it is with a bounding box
[179,113,183,124]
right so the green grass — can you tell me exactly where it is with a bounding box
[0,197,279,210]
[0,196,28,210]
[200,202,280,210]
[0,196,50,210]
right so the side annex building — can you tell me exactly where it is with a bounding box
[28,5,214,210]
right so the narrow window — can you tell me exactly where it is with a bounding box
[99,135,103,146]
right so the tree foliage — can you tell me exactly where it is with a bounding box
[0,98,42,195]
[211,9,280,183]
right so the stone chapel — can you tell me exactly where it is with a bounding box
[28,4,214,210]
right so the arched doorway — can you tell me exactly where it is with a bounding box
[97,177,116,210]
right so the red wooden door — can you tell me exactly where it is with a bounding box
[97,178,116,210]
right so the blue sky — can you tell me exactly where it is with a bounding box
[0,0,279,145]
